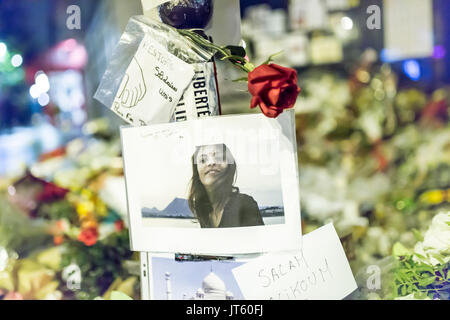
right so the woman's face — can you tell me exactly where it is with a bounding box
[196,145,229,188]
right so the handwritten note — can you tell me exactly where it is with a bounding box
[232,223,357,300]
[112,34,194,126]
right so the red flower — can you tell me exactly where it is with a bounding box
[114,219,125,232]
[78,227,99,246]
[372,140,388,172]
[36,182,68,202]
[420,99,448,124]
[53,235,64,246]
[248,63,301,118]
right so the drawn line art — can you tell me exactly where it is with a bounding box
[117,57,147,108]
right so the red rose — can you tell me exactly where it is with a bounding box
[248,63,301,118]
[78,227,99,246]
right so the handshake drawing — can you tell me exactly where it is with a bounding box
[117,57,147,108]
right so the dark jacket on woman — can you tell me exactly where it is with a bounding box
[201,192,264,228]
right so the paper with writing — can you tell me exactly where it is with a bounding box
[232,223,357,300]
[112,34,195,126]
[171,62,219,122]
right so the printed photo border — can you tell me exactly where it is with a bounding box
[121,110,302,254]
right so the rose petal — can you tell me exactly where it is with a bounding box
[277,85,300,109]
[250,96,260,109]
[249,66,289,89]
[270,64,297,80]
[258,100,282,118]
[248,80,270,96]
[267,87,281,105]
[248,64,283,81]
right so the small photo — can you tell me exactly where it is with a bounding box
[150,256,245,300]
[121,110,302,254]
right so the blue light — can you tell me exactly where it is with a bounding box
[403,60,421,81]
[380,49,389,62]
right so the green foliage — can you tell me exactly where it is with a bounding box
[392,242,411,257]
[411,229,424,242]
[60,230,133,300]
[392,254,449,300]
[36,200,78,224]
[261,51,283,65]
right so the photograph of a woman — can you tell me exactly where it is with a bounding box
[121,111,301,253]
[188,144,265,228]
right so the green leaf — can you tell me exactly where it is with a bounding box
[224,45,246,58]
[261,51,283,65]
[406,285,413,294]
[430,253,446,265]
[413,291,421,299]
[415,264,434,273]
[418,276,436,287]
[400,284,407,296]
[110,291,133,300]
[412,229,424,242]
[232,77,249,83]
[414,253,427,260]
[393,242,411,257]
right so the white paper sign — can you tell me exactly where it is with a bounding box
[232,223,357,300]
[383,0,434,61]
[171,62,220,122]
[112,34,195,126]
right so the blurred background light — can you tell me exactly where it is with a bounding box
[340,16,353,30]
[37,92,50,106]
[35,73,50,93]
[11,53,23,67]
[0,42,7,60]
[403,60,421,81]
[29,84,40,99]
[433,45,446,59]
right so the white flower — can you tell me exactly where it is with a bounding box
[413,211,450,266]
[422,212,450,252]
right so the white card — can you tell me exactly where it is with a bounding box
[112,34,195,126]
[232,223,357,300]
[120,110,302,255]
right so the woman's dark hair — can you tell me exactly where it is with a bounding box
[188,144,237,227]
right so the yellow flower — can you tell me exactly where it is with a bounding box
[81,218,98,230]
[95,199,108,217]
[76,201,94,218]
[81,188,93,200]
[419,190,444,204]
